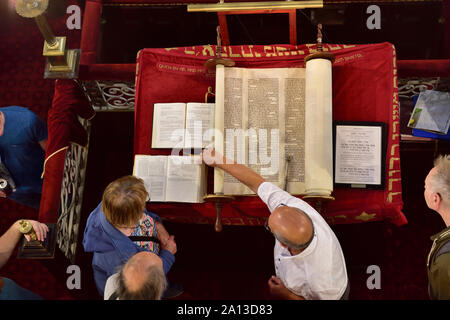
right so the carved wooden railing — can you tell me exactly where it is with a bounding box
[56,119,91,263]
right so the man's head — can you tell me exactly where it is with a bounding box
[267,205,314,253]
[116,251,166,300]
[102,175,148,236]
[424,155,450,214]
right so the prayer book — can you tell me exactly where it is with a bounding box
[133,154,206,203]
[151,103,215,149]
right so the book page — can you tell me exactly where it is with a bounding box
[133,155,167,202]
[184,103,215,148]
[247,70,283,190]
[151,103,186,148]
[223,68,250,195]
[165,156,205,203]
[284,70,306,195]
[335,125,382,185]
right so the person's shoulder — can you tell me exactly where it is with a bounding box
[1,106,33,112]
[435,250,450,267]
[88,201,102,214]
[85,203,104,226]
[145,210,159,217]
[144,209,162,221]
[433,237,450,259]
[257,181,281,195]
[1,106,38,123]
[104,273,120,300]
[105,272,119,288]
[1,106,30,114]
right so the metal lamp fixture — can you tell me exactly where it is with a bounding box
[188,0,324,12]
[15,0,80,79]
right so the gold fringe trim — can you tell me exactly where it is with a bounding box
[41,147,68,179]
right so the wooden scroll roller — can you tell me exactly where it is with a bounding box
[205,26,236,70]
[302,23,335,212]
[204,194,235,232]
[204,26,235,232]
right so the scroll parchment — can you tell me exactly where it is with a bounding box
[304,59,333,196]
[215,67,314,196]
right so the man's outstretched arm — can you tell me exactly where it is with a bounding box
[202,149,265,194]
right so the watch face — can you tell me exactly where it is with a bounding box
[0,162,16,194]
[0,178,12,195]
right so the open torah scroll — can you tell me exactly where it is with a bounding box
[133,43,406,226]
[214,65,333,197]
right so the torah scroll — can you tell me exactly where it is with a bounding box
[213,64,333,197]
[304,58,333,197]
[214,64,225,194]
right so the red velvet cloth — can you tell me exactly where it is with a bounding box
[38,80,95,223]
[38,150,66,224]
[134,43,406,226]
[397,60,450,77]
[80,0,103,65]
[47,80,95,154]
[79,64,136,81]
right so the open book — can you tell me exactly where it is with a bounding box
[133,155,206,203]
[151,103,215,148]
[218,67,308,195]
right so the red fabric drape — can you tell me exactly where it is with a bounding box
[80,0,103,65]
[38,150,66,223]
[134,43,406,226]
[38,80,95,223]
[46,80,95,155]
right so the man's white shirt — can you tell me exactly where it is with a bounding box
[258,182,348,300]
[104,273,119,300]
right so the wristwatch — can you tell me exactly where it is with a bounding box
[18,220,37,241]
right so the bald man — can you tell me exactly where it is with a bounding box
[203,149,349,300]
[424,155,450,300]
[104,251,167,300]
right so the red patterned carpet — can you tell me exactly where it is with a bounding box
[0,1,449,300]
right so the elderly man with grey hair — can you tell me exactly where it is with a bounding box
[104,251,167,300]
[202,149,349,300]
[424,154,450,300]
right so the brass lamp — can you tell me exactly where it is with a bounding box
[15,0,80,79]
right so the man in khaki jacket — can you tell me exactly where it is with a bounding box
[424,154,450,300]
